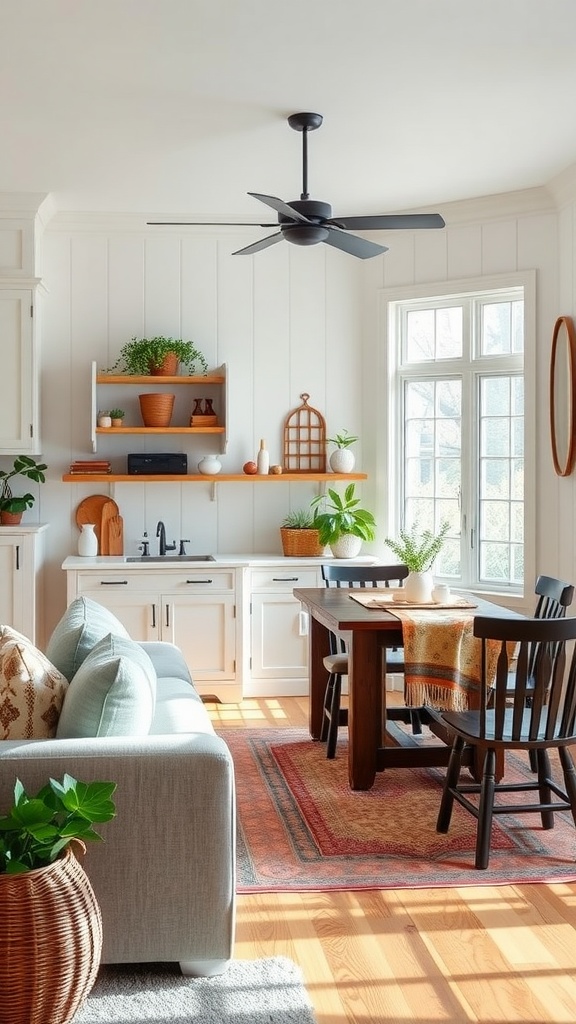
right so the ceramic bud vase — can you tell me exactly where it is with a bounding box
[404,570,434,603]
[78,523,98,557]
[257,438,270,475]
[197,455,222,475]
[329,448,355,474]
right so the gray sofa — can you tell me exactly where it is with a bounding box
[0,598,236,977]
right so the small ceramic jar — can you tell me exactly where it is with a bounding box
[198,455,222,475]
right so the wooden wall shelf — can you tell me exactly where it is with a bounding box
[62,472,368,484]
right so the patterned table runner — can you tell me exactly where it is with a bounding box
[389,607,499,712]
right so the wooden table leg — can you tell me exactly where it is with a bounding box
[347,630,382,790]
[308,613,330,740]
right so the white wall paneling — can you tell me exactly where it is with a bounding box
[1,186,574,641]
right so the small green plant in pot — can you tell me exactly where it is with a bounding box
[280,509,325,557]
[109,408,125,426]
[327,429,358,473]
[310,483,376,558]
[0,455,47,524]
[108,336,208,376]
[384,520,450,602]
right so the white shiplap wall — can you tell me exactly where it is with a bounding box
[10,181,576,641]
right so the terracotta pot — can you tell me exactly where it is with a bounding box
[138,393,175,427]
[0,510,23,525]
[149,352,179,376]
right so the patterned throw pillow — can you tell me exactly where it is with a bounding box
[0,625,69,739]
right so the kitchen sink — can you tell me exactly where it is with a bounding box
[126,555,216,563]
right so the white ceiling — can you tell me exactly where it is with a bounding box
[2,0,576,221]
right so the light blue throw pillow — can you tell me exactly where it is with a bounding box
[56,633,157,738]
[46,596,130,681]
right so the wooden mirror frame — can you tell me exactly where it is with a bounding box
[550,315,576,477]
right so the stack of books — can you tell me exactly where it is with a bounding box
[69,460,111,475]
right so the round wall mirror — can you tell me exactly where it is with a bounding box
[550,315,576,477]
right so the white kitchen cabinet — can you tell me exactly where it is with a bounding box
[66,568,238,698]
[0,283,41,454]
[0,526,48,644]
[247,565,322,697]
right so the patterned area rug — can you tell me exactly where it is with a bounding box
[221,727,576,891]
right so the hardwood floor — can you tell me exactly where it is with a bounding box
[208,696,576,1023]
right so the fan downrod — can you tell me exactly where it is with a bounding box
[287,112,323,132]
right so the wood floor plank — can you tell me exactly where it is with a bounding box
[213,696,576,1023]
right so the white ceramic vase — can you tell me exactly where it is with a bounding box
[329,448,355,474]
[198,455,222,475]
[78,523,98,557]
[404,570,434,603]
[330,534,363,559]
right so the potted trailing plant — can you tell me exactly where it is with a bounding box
[280,508,325,557]
[108,336,208,376]
[0,455,47,525]
[384,519,450,602]
[0,773,116,1024]
[310,483,376,558]
[327,429,358,474]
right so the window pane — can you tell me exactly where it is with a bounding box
[405,307,462,361]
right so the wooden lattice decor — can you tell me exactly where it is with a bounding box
[283,393,327,473]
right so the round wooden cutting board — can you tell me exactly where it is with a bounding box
[75,495,119,551]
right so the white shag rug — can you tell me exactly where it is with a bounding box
[74,956,317,1023]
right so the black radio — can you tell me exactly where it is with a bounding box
[127,453,188,475]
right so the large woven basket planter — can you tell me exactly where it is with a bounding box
[280,527,325,557]
[0,845,102,1024]
[138,392,175,427]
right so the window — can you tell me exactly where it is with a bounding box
[384,276,533,594]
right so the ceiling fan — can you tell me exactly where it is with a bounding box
[148,112,446,260]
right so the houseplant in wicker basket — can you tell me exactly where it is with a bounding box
[280,509,325,557]
[0,773,116,1024]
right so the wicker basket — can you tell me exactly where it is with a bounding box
[0,845,102,1024]
[139,392,175,427]
[280,527,325,557]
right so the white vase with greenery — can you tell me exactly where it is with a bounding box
[384,520,450,602]
[327,430,358,474]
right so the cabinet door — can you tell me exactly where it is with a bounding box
[0,288,39,454]
[165,594,236,681]
[250,592,310,679]
[80,590,159,641]
[0,537,24,632]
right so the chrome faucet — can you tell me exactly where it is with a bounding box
[156,521,176,556]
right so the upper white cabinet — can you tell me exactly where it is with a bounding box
[0,282,41,454]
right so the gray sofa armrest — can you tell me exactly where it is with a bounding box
[0,732,236,967]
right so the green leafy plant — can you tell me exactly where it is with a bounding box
[327,429,358,449]
[310,484,376,545]
[0,455,48,514]
[107,337,208,376]
[108,408,124,419]
[281,508,316,529]
[0,774,116,875]
[384,520,450,572]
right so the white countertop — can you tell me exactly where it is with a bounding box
[62,553,378,570]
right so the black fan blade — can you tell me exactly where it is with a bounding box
[324,228,388,260]
[232,232,284,256]
[328,213,445,231]
[248,193,312,223]
[147,221,279,227]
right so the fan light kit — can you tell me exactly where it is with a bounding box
[148,112,446,260]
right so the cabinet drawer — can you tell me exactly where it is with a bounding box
[75,570,235,593]
[250,568,319,591]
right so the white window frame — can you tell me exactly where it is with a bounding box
[377,271,536,599]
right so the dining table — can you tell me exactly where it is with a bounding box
[293,586,521,791]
